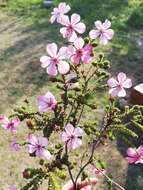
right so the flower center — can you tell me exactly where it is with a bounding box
[51,58,58,65]
[76,49,83,57]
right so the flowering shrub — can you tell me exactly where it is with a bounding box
[1,2,143,190]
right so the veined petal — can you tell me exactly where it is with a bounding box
[117,72,127,84]
[103,19,111,29]
[46,43,58,58]
[68,31,77,42]
[74,37,84,49]
[47,63,58,76]
[57,46,68,59]
[89,29,100,39]
[60,15,70,26]
[127,147,137,157]
[71,13,80,25]
[107,78,118,88]
[65,123,75,136]
[74,127,84,137]
[42,149,52,160]
[40,56,51,68]
[74,22,86,34]
[99,34,108,45]
[94,20,102,30]
[137,145,143,156]
[122,78,132,89]
[58,61,70,75]
[117,87,126,97]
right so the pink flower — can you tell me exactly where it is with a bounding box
[60,13,86,42]
[107,72,132,97]
[8,186,17,190]
[61,123,84,149]
[40,43,70,76]
[38,91,57,113]
[50,2,71,23]
[27,134,51,160]
[126,146,143,164]
[89,19,114,45]
[62,178,97,190]
[0,116,20,134]
[70,37,93,64]
[11,137,20,151]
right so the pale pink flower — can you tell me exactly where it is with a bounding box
[8,186,17,190]
[11,137,20,151]
[0,116,20,134]
[126,146,143,164]
[60,13,86,42]
[107,72,132,97]
[50,2,71,23]
[27,134,51,160]
[89,19,114,45]
[62,178,97,190]
[70,37,93,64]
[40,43,70,76]
[38,91,57,113]
[61,123,84,149]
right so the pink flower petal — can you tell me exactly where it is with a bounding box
[74,127,84,137]
[68,31,78,42]
[107,78,118,88]
[109,87,120,97]
[40,56,51,68]
[46,43,58,58]
[65,123,75,136]
[117,72,127,84]
[99,34,108,45]
[122,79,132,88]
[127,147,137,157]
[94,20,102,30]
[42,149,52,160]
[74,22,86,34]
[68,138,82,149]
[47,63,58,76]
[74,37,85,49]
[57,47,68,59]
[89,30,100,39]
[71,13,80,25]
[60,15,70,26]
[58,61,70,75]
[103,19,111,29]
[117,87,126,97]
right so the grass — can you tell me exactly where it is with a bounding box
[0,0,143,189]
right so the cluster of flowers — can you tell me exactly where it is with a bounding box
[0,2,140,190]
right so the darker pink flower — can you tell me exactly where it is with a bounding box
[60,13,86,42]
[70,37,93,64]
[0,116,20,134]
[61,123,84,149]
[38,91,57,113]
[50,2,71,23]
[40,43,70,76]
[11,137,21,151]
[126,146,143,164]
[107,72,132,97]
[89,19,114,45]
[27,134,51,160]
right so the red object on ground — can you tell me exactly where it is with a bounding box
[130,84,143,105]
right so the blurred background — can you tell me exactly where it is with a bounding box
[0,0,143,189]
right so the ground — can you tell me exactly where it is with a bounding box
[0,0,143,189]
